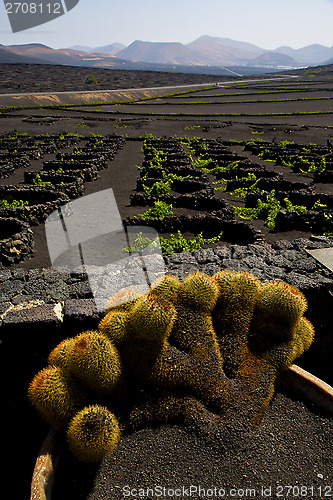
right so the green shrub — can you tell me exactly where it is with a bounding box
[1,199,29,208]
[122,231,223,255]
[33,174,52,187]
[235,191,311,229]
[142,179,173,195]
[85,75,99,85]
[138,201,174,219]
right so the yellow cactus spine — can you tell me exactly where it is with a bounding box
[295,317,315,354]
[251,281,308,343]
[213,270,261,334]
[267,316,315,371]
[128,294,176,342]
[67,405,120,463]
[28,366,86,430]
[212,271,261,377]
[98,310,128,344]
[68,330,122,396]
[48,337,75,371]
[105,288,141,312]
[177,272,219,312]
[149,275,181,303]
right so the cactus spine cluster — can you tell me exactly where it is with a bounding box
[67,405,120,463]
[29,270,314,463]
[27,366,86,430]
[67,331,122,395]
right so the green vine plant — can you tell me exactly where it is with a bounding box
[75,122,89,128]
[231,173,261,199]
[244,137,264,146]
[184,125,201,130]
[177,135,201,145]
[141,146,168,170]
[234,190,307,229]
[142,180,173,196]
[204,160,242,174]
[88,132,103,138]
[142,179,173,196]
[186,138,209,155]
[312,199,328,210]
[309,200,333,236]
[122,230,223,255]
[33,174,52,187]
[213,179,227,191]
[1,199,29,208]
[305,156,326,174]
[192,157,216,170]
[322,213,333,236]
[258,149,274,160]
[144,133,159,140]
[279,152,328,174]
[137,201,174,219]
[66,133,83,138]
[162,171,190,182]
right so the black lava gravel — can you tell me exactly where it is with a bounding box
[52,389,333,500]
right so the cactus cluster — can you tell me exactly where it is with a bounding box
[28,270,314,463]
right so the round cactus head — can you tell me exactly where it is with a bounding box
[292,317,315,360]
[28,366,85,430]
[213,269,236,287]
[150,274,181,303]
[128,294,176,343]
[251,281,308,343]
[48,337,75,371]
[213,270,261,338]
[67,405,120,463]
[105,288,141,312]
[177,272,219,312]
[214,270,261,305]
[266,316,315,371]
[98,310,128,344]
[68,330,122,395]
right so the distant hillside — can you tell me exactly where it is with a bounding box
[274,44,333,65]
[3,38,333,75]
[0,45,46,64]
[0,44,254,76]
[69,45,93,52]
[116,40,209,66]
[186,35,265,65]
[70,43,126,55]
[5,43,93,65]
[282,63,333,78]
[92,43,126,55]
[250,51,300,67]
[3,43,133,68]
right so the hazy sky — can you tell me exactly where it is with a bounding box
[0,0,333,49]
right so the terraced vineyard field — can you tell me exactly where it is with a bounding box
[1,130,332,269]
[1,66,333,500]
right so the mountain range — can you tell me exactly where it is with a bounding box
[71,36,333,67]
[0,36,333,73]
